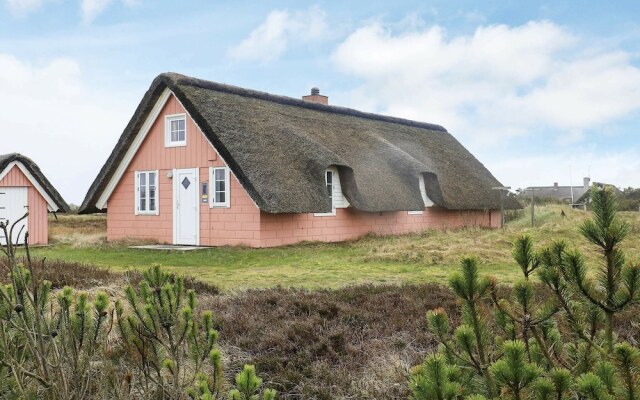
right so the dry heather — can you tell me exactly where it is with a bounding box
[1,260,639,399]
[206,284,459,399]
[0,257,219,293]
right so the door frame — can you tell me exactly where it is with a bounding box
[172,168,200,246]
[0,187,29,245]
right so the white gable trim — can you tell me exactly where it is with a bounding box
[0,161,59,212]
[95,88,261,211]
[96,88,172,210]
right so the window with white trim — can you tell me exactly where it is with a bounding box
[314,169,336,216]
[135,170,159,215]
[165,114,186,147]
[209,167,230,207]
[408,174,433,215]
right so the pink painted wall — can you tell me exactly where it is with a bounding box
[107,93,499,248]
[0,165,49,245]
[259,208,498,247]
[107,94,261,247]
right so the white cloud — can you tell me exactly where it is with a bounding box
[81,0,112,23]
[331,20,640,147]
[4,0,47,15]
[230,6,329,62]
[0,54,134,204]
[81,0,139,24]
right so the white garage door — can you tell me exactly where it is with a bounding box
[0,187,28,245]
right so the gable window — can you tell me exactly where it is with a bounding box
[314,169,337,216]
[210,167,230,207]
[135,170,159,215]
[165,114,187,147]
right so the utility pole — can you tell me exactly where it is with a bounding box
[531,189,534,226]
[523,188,539,227]
[492,186,511,228]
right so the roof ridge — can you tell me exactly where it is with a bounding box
[159,72,448,133]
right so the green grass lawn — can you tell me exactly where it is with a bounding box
[24,204,640,291]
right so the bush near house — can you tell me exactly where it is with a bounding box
[0,219,274,399]
[411,187,640,399]
[3,189,640,399]
[619,187,640,211]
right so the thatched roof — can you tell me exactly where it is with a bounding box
[80,73,520,214]
[527,185,588,203]
[0,153,69,212]
[575,183,621,205]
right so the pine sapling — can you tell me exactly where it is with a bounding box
[409,353,462,400]
[491,340,541,400]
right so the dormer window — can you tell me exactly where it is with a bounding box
[408,174,434,215]
[314,167,351,217]
[165,114,186,147]
[326,170,334,207]
[314,169,337,216]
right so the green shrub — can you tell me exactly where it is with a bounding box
[0,216,275,399]
[411,187,640,399]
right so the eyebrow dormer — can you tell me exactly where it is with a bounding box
[314,166,349,216]
[418,174,434,207]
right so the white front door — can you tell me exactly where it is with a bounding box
[173,168,199,245]
[0,187,28,245]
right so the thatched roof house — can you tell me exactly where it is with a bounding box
[80,73,518,247]
[526,178,591,204]
[82,73,518,213]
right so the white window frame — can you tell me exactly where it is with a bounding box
[135,170,159,215]
[408,174,433,215]
[314,169,336,217]
[165,113,187,147]
[209,167,230,208]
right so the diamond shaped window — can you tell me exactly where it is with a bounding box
[181,177,191,189]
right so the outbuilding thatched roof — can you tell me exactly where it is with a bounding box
[0,153,69,212]
[80,73,520,214]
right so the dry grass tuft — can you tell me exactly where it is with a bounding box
[49,214,107,247]
[354,205,640,271]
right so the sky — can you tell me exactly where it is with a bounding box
[2,0,640,205]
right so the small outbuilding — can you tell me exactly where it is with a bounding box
[0,153,69,245]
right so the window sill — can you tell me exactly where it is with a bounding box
[314,211,336,217]
[165,142,187,148]
[210,204,230,208]
[408,211,424,215]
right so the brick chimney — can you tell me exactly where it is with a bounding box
[302,87,328,105]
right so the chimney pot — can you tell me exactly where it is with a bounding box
[583,177,590,189]
[302,87,329,105]
[554,182,558,188]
